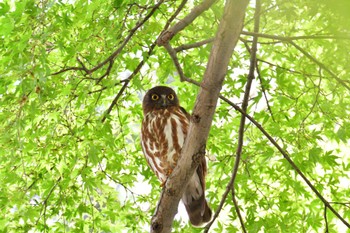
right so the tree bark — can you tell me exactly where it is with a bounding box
[150,0,249,232]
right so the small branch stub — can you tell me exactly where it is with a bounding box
[192,114,201,123]
[157,31,174,46]
[151,220,163,232]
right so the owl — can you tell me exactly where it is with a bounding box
[141,86,212,226]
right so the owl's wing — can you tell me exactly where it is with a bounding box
[180,106,190,120]
[141,116,168,183]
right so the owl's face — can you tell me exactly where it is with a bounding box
[142,86,179,113]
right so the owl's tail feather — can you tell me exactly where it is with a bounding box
[183,195,212,226]
[182,171,212,226]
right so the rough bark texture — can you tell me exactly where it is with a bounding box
[150,0,249,232]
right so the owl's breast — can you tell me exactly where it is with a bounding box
[141,108,189,182]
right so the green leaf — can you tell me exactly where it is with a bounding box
[0,16,14,36]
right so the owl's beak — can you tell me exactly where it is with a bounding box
[160,95,168,107]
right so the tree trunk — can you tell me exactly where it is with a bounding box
[150,0,249,232]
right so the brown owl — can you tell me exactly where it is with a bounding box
[141,86,212,226]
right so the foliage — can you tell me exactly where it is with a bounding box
[0,0,349,232]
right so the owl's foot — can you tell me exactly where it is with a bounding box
[165,168,173,176]
[160,169,173,187]
[160,180,166,187]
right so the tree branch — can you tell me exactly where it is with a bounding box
[231,187,247,233]
[174,38,215,52]
[163,43,187,82]
[324,205,329,233]
[173,32,350,53]
[157,0,217,46]
[150,0,249,232]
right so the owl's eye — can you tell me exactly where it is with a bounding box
[167,94,175,100]
[151,94,159,101]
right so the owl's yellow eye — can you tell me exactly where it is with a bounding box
[167,94,174,100]
[151,94,159,101]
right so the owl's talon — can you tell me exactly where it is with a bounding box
[166,169,173,176]
[160,180,166,187]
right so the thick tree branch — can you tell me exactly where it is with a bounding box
[150,0,249,232]
[157,0,217,46]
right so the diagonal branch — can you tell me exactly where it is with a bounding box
[150,0,249,232]
[89,0,164,74]
[231,188,247,233]
[157,0,217,46]
[288,41,350,92]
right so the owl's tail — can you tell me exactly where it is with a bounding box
[182,171,212,226]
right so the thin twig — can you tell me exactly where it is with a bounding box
[324,205,329,233]
[256,59,276,121]
[89,0,164,74]
[231,188,247,233]
[257,58,321,78]
[174,32,350,53]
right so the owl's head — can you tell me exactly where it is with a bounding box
[142,86,179,113]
